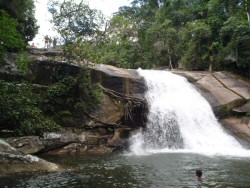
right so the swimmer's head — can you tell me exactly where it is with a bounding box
[196,169,202,178]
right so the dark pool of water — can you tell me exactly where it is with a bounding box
[1,153,250,188]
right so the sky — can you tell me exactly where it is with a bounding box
[31,0,132,48]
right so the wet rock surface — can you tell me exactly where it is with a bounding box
[0,139,59,175]
[173,71,249,117]
[221,117,250,146]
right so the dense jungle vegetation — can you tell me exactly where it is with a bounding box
[49,0,250,77]
[0,0,100,135]
[0,0,249,135]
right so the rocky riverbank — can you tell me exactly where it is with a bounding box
[0,48,249,174]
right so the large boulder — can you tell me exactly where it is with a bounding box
[86,145,114,154]
[172,71,250,117]
[45,143,88,155]
[0,139,22,155]
[85,93,123,127]
[43,131,113,155]
[29,60,80,85]
[0,153,59,175]
[41,131,82,152]
[91,64,146,99]
[26,49,146,99]
[5,136,45,154]
[232,102,250,116]
[107,128,132,150]
[0,139,59,174]
[221,117,250,146]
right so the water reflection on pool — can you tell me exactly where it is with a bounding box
[1,153,250,187]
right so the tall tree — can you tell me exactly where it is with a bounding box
[0,10,25,60]
[0,0,39,43]
[48,0,104,45]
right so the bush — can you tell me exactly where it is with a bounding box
[42,72,101,125]
[16,52,30,74]
[0,80,60,136]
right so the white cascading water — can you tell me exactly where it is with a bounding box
[130,69,250,157]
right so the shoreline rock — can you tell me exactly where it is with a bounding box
[0,139,59,175]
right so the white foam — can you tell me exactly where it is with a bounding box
[129,70,250,157]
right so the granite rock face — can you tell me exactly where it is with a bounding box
[91,64,146,99]
[172,71,250,117]
[1,49,250,157]
[221,117,250,147]
[172,70,250,143]
[0,139,59,175]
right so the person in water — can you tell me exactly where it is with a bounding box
[196,169,202,180]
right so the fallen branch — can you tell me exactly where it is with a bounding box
[86,114,127,129]
[98,85,149,128]
[99,85,145,102]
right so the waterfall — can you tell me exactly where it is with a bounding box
[130,69,250,157]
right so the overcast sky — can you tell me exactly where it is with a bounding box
[32,0,132,47]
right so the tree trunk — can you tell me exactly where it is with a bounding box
[247,12,250,27]
[209,63,213,72]
[167,48,173,70]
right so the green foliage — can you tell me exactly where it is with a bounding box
[48,0,249,77]
[16,52,30,74]
[48,0,104,44]
[220,16,250,77]
[77,69,102,113]
[46,0,102,126]
[44,76,77,112]
[0,0,38,66]
[0,80,60,136]
[219,105,230,118]
[43,74,101,124]
[0,0,38,43]
[0,10,25,60]
[181,21,212,70]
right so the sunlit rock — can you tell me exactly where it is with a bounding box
[0,139,59,174]
[172,71,250,118]
[41,131,80,152]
